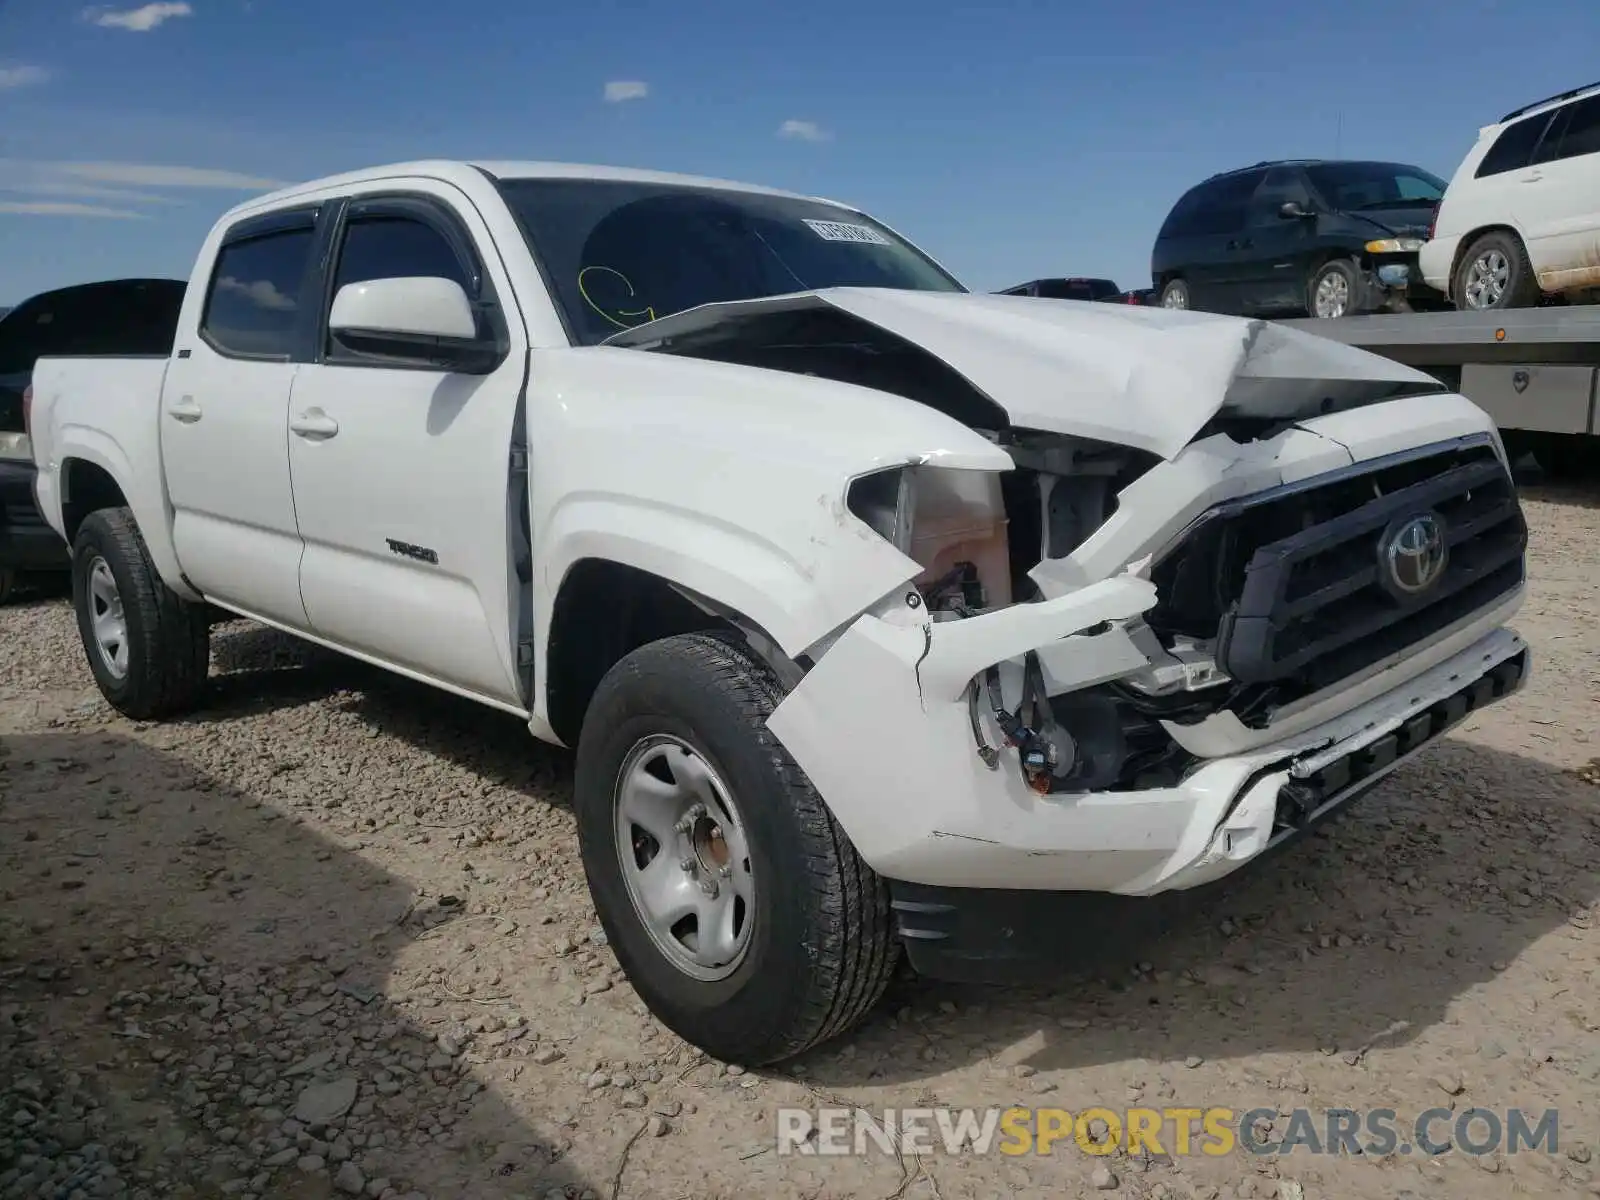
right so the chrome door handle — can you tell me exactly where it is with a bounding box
[289,409,339,439]
[166,395,202,423]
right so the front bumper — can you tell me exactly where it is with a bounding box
[766,587,1528,896]
[0,458,69,572]
[1364,255,1445,309]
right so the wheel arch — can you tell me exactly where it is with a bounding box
[540,555,808,749]
[1446,223,1528,304]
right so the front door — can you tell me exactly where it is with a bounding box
[285,183,530,708]
[158,207,321,627]
[1236,167,1317,314]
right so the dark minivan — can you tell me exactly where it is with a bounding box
[1,278,186,602]
[1150,159,1448,319]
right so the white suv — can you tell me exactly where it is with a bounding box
[1420,81,1600,310]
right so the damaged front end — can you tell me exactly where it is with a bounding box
[616,285,1529,896]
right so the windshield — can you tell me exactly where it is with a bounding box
[494,178,966,346]
[1304,162,1446,210]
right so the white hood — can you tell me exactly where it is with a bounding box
[603,288,1445,460]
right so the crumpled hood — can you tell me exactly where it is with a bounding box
[603,287,1444,460]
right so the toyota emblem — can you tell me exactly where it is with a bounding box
[1512,370,1530,394]
[1380,512,1448,597]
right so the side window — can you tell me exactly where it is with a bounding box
[1249,167,1312,223]
[1476,113,1550,177]
[1158,187,1206,239]
[201,227,315,359]
[329,213,473,298]
[1541,95,1600,164]
[1195,171,1263,236]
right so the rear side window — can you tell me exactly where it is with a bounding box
[1539,94,1600,164]
[1475,113,1551,177]
[201,227,316,359]
[1162,172,1262,239]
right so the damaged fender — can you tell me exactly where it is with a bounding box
[765,573,1165,886]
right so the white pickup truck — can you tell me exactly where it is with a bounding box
[27,159,1531,1066]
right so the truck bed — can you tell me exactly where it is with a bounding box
[29,355,174,543]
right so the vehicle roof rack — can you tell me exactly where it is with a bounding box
[1499,80,1600,124]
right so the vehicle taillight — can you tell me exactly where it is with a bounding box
[21,384,33,441]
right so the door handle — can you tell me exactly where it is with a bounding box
[289,409,340,439]
[166,395,202,423]
[1522,170,1544,183]
[1227,238,1254,250]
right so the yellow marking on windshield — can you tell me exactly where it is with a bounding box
[578,266,657,329]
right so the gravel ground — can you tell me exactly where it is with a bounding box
[2,486,1598,1200]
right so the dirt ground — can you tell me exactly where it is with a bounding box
[2,485,1598,1200]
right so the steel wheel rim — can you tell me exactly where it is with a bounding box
[1162,284,1187,309]
[613,733,756,982]
[1314,271,1349,318]
[1464,250,1509,309]
[87,556,129,680]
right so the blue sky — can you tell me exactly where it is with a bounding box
[2,0,1597,304]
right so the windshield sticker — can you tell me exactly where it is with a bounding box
[803,218,892,246]
[577,265,657,330]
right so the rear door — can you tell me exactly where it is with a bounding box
[159,208,322,626]
[1518,94,1600,288]
[1186,170,1265,313]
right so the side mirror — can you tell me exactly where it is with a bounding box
[1279,201,1315,220]
[328,276,500,373]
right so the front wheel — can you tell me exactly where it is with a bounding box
[1307,259,1361,318]
[70,507,211,720]
[1159,278,1189,309]
[573,631,897,1066]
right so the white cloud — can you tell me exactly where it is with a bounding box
[4,180,179,205]
[0,200,147,219]
[216,275,296,311]
[83,2,193,31]
[778,119,831,143]
[603,80,649,103]
[0,65,51,89]
[43,161,286,190]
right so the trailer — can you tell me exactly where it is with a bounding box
[1279,308,1600,461]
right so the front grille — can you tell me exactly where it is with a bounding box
[1150,438,1527,701]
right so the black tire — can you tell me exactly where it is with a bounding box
[0,568,14,606]
[1453,230,1541,310]
[1159,278,1189,309]
[70,506,210,720]
[1306,258,1362,318]
[573,630,896,1066]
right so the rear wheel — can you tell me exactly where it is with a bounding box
[70,507,210,720]
[573,631,897,1066]
[1159,278,1189,309]
[1454,230,1540,310]
[0,569,14,606]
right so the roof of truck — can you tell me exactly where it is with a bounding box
[227,159,848,222]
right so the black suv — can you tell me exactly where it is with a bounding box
[1,278,186,602]
[1150,159,1448,319]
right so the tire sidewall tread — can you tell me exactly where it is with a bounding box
[573,630,895,1066]
[71,506,209,721]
